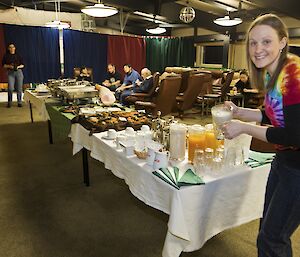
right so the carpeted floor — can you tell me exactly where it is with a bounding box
[0,101,299,257]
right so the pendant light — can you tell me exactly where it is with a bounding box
[81,0,118,18]
[214,1,243,27]
[146,26,166,34]
[179,1,195,23]
[45,0,70,29]
[213,15,242,26]
[146,16,166,34]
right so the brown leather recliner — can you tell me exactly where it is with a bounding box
[176,73,212,117]
[125,72,160,104]
[135,76,182,117]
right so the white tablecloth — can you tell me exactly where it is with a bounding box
[23,90,52,121]
[70,123,270,257]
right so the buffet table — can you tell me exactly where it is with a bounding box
[23,89,52,122]
[70,123,270,257]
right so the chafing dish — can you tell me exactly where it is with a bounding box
[60,86,98,100]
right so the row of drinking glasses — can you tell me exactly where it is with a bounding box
[193,146,245,176]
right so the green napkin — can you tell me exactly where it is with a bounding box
[153,167,205,190]
[246,150,275,168]
[177,168,205,187]
[248,150,275,163]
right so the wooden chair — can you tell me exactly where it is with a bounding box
[135,76,182,117]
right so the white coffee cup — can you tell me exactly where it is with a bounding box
[123,144,135,156]
[153,151,169,170]
[116,135,126,150]
[141,125,150,132]
[107,129,117,139]
[125,127,135,135]
[146,147,156,166]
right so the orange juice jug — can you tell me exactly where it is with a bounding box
[188,125,205,163]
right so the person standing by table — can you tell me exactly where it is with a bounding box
[223,14,300,257]
[2,43,24,107]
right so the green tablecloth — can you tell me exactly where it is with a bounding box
[45,102,75,143]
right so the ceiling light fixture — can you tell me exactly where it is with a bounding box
[213,15,242,26]
[81,1,118,18]
[146,15,167,34]
[146,26,166,34]
[45,20,70,29]
[45,0,70,29]
[179,1,195,23]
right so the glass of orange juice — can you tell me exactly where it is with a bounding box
[205,123,217,150]
[188,125,206,163]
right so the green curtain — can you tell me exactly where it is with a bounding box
[145,37,195,73]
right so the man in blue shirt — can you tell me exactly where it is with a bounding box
[115,64,141,101]
[120,68,154,106]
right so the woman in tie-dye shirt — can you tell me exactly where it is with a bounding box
[223,14,300,257]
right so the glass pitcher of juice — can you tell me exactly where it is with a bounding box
[188,125,206,163]
[205,123,217,150]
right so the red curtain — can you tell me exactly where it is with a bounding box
[0,24,7,83]
[107,35,146,78]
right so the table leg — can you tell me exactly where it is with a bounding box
[29,101,34,123]
[47,120,53,144]
[82,148,90,187]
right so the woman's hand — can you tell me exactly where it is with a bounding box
[224,101,239,118]
[223,120,248,139]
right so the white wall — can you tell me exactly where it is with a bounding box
[0,7,82,30]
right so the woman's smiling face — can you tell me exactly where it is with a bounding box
[248,24,286,74]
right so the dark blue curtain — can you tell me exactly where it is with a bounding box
[3,24,60,83]
[63,29,107,83]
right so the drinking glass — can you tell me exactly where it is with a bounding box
[224,146,236,167]
[212,147,225,175]
[205,123,217,150]
[235,146,245,166]
[188,125,206,163]
[193,149,205,175]
[204,147,214,172]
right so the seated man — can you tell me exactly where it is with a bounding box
[102,64,121,91]
[120,68,153,106]
[115,64,141,101]
[77,67,92,82]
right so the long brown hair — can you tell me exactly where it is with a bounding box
[246,14,289,91]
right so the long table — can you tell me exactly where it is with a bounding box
[70,123,270,257]
[23,89,52,122]
[23,90,75,144]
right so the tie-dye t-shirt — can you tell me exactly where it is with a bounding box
[264,54,300,152]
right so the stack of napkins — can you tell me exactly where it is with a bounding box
[245,150,275,168]
[153,167,205,190]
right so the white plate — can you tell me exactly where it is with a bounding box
[101,135,116,140]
